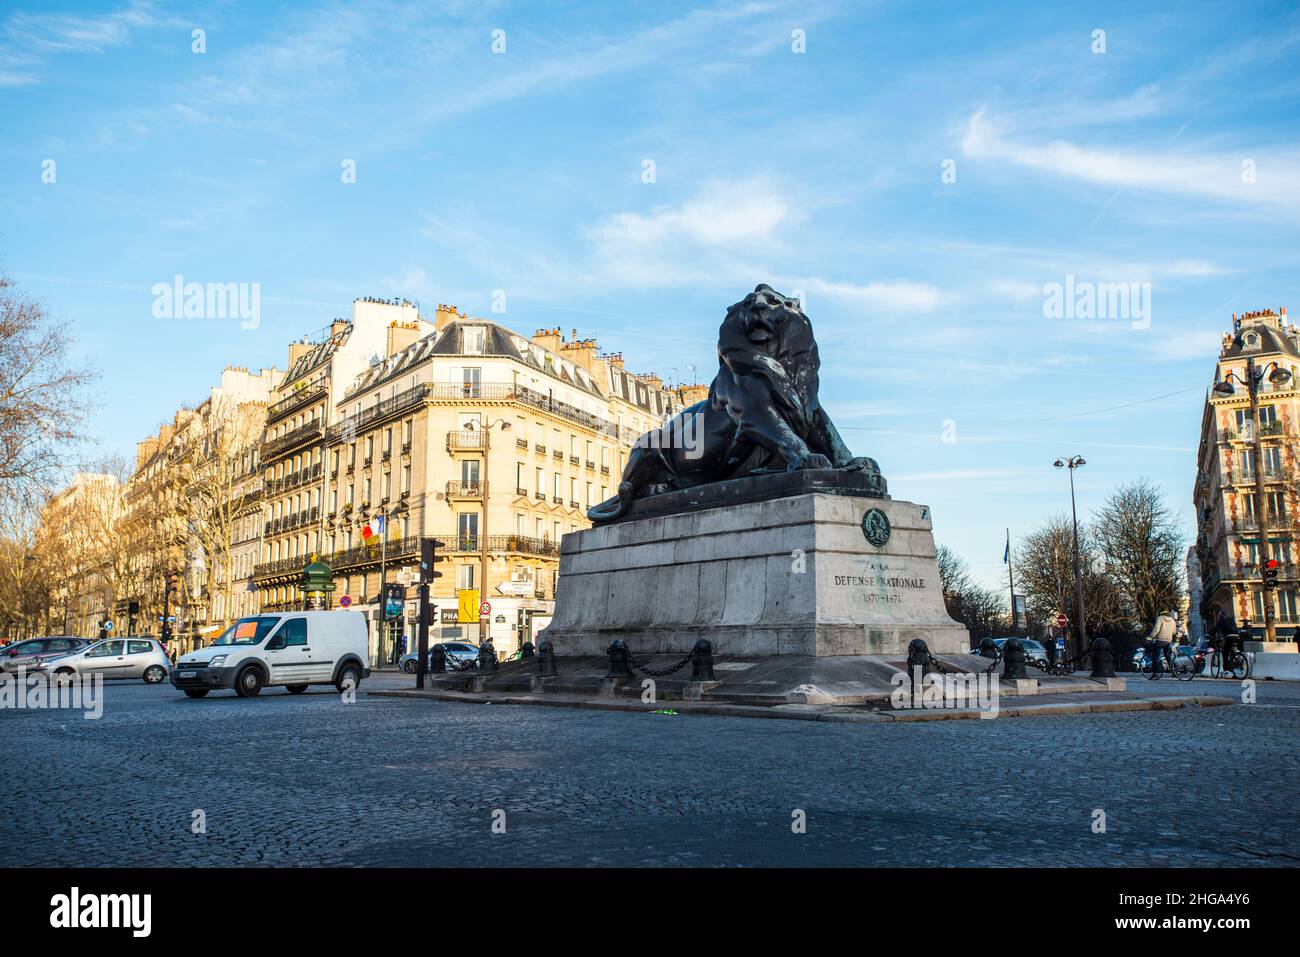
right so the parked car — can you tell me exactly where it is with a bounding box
[170,611,370,698]
[982,637,1052,668]
[35,638,170,683]
[1,637,92,674]
[399,641,479,673]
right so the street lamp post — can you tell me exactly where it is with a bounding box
[464,418,512,647]
[1053,455,1088,658]
[1213,357,1292,644]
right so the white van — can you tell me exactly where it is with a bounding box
[170,611,370,698]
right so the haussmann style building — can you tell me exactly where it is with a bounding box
[1193,307,1300,646]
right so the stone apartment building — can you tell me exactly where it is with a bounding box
[118,366,279,648]
[41,472,122,637]
[255,302,689,664]
[1193,307,1300,644]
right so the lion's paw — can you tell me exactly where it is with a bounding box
[843,456,880,474]
[788,452,833,471]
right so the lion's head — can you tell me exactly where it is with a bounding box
[718,283,814,358]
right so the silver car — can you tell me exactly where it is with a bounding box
[399,641,479,673]
[36,637,171,684]
[0,637,91,673]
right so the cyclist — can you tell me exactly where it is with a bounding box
[1211,608,1241,675]
[1144,609,1179,675]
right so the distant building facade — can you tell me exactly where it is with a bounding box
[1193,307,1300,644]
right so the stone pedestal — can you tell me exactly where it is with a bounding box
[541,485,968,657]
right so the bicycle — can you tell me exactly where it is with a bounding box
[1138,643,1195,681]
[1210,644,1251,680]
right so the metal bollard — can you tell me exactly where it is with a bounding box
[906,638,932,679]
[605,639,633,679]
[478,639,499,674]
[691,639,716,681]
[520,641,536,659]
[1001,637,1028,680]
[537,639,557,677]
[1089,637,1116,678]
[978,637,998,659]
[430,644,447,674]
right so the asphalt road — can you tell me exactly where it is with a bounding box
[2,671,1297,867]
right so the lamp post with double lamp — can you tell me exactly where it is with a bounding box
[463,418,512,646]
[1213,356,1292,644]
[1053,455,1087,658]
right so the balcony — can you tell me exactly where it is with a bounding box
[446,481,485,499]
[1236,560,1298,578]
[516,438,529,450]
[534,443,546,454]
[569,455,580,465]
[1234,513,1286,533]
[262,419,323,460]
[447,430,487,451]
[327,384,431,443]
[585,460,595,470]
[570,500,581,509]
[600,465,610,474]
[488,535,561,558]
[552,495,562,504]
[534,492,545,501]
[267,381,327,424]
[420,382,617,438]
[516,486,528,496]
[1230,465,1290,486]
[552,450,563,461]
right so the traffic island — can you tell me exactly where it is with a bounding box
[368,651,1235,721]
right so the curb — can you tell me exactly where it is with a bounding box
[366,689,1236,723]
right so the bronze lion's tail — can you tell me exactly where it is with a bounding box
[586,481,635,523]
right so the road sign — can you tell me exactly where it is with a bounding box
[339,595,352,608]
[1057,614,1068,629]
[104,621,114,631]
[479,600,491,617]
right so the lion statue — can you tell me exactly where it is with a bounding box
[587,284,884,522]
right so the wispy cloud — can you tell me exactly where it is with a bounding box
[961,107,1300,209]
[0,0,162,88]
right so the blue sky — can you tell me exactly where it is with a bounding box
[3,0,1299,591]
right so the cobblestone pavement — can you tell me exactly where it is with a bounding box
[1,672,1296,867]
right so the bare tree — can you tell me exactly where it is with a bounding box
[1094,478,1184,627]
[173,398,265,632]
[0,274,95,503]
[934,542,1009,643]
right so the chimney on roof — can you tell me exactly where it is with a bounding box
[561,335,599,372]
[288,340,312,368]
[387,320,420,357]
[532,326,563,353]
[331,319,349,337]
[435,303,462,331]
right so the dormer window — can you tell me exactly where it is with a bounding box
[1245,333,1260,349]
[463,326,486,355]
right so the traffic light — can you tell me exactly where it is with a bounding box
[1263,558,1280,590]
[419,537,446,583]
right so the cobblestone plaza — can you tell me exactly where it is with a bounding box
[4,675,1295,868]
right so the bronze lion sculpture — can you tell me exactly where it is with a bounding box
[587,284,884,522]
